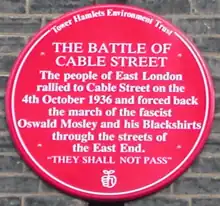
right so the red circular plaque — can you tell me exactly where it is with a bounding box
[6,4,215,201]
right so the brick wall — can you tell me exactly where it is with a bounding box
[0,0,219,206]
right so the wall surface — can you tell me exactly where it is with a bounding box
[0,0,220,206]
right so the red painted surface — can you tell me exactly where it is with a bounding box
[6,5,215,201]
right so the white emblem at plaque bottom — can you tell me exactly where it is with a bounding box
[101,170,117,188]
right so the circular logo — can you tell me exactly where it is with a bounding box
[6,5,215,201]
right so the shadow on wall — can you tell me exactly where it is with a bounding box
[97,0,127,4]
[89,202,124,206]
